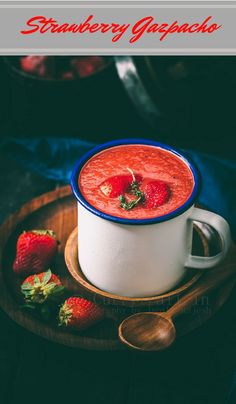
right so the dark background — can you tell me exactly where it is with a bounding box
[0,56,236,158]
[0,56,236,404]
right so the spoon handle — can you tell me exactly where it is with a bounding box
[166,264,236,319]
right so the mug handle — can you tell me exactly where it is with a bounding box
[185,207,231,269]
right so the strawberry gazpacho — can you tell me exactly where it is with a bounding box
[78,144,194,219]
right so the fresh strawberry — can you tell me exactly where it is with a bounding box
[13,230,58,276]
[99,173,142,198]
[59,297,104,331]
[61,71,74,80]
[21,270,64,304]
[71,56,105,78]
[144,180,170,209]
[20,56,48,76]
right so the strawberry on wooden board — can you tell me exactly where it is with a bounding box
[144,180,170,209]
[13,230,58,276]
[59,297,105,331]
[99,173,142,198]
[21,270,64,304]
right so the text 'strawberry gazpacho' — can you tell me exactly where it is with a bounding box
[78,145,194,220]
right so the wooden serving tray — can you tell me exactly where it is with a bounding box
[65,226,205,307]
[0,185,235,350]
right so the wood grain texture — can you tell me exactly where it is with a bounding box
[0,185,235,350]
[65,226,205,307]
[118,264,236,351]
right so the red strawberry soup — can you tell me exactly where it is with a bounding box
[78,145,194,219]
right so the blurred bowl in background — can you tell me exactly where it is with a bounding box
[2,55,236,159]
[3,56,154,141]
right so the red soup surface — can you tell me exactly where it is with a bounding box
[79,145,195,219]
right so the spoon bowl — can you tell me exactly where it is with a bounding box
[118,264,236,351]
[119,312,176,351]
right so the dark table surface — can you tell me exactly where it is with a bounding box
[0,151,236,404]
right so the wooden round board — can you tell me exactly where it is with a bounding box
[65,226,209,307]
[0,185,235,350]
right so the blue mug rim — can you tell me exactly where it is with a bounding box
[71,138,201,225]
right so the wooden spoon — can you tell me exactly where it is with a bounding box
[118,265,236,351]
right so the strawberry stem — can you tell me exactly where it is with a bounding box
[31,230,57,239]
[58,304,73,327]
[126,167,136,183]
[119,169,145,211]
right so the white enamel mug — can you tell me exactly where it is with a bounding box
[71,139,231,297]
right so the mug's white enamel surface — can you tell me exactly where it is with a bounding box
[72,140,231,298]
[78,203,194,297]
